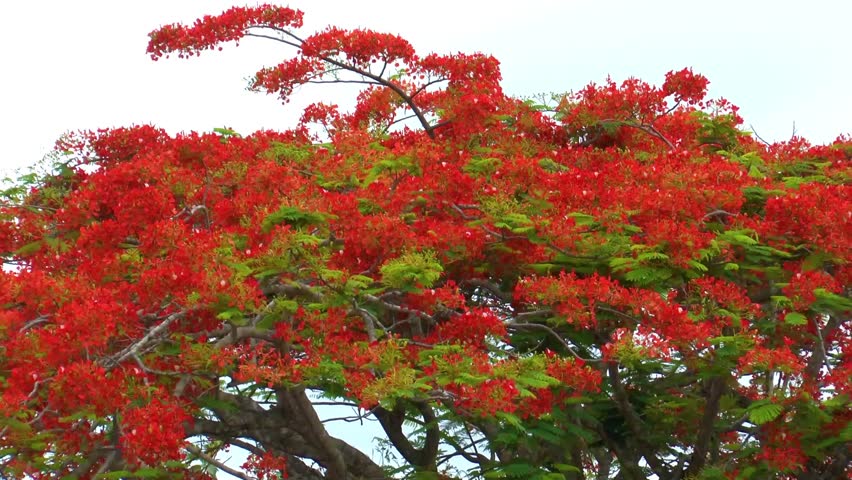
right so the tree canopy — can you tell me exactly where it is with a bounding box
[1,4,849,480]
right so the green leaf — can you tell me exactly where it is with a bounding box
[255,314,280,331]
[213,127,241,138]
[132,467,168,478]
[822,394,850,409]
[609,257,634,270]
[553,463,581,473]
[538,158,567,173]
[528,263,558,274]
[747,164,765,179]
[814,289,852,311]
[517,372,559,389]
[730,233,758,245]
[783,312,808,326]
[95,470,135,479]
[537,474,567,480]
[380,250,443,290]
[637,252,670,262]
[464,157,502,177]
[770,295,793,308]
[201,463,219,476]
[528,424,564,444]
[457,372,487,384]
[560,420,597,442]
[216,307,246,325]
[495,411,524,429]
[623,267,673,286]
[14,241,43,256]
[197,395,239,413]
[748,402,782,425]
[566,212,596,226]
[261,205,327,233]
[500,462,539,477]
[687,260,708,272]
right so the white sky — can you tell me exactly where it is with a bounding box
[1,0,850,476]
[2,0,851,177]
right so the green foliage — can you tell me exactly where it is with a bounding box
[380,250,444,290]
[464,157,502,177]
[538,158,567,173]
[747,400,783,425]
[264,141,314,164]
[364,153,422,185]
[261,205,329,233]
[694,112,741,151]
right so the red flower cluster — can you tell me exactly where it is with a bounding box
[427,308,506,346]
[300,27,416,65]
[782,267,842,310]
[662,68,710,104]
[738,340,805,375]
[121,397,191,465]
[242,451,288,479]
[147,5,304,59]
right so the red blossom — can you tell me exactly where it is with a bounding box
[121,397,191,466]
[147,5,304,59]
[663,68,710,104]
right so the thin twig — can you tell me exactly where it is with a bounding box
[748,124,772,146]
[185,443,257,480]
[102,310,187,369]
[244,26,437,137]
[19,315,50,332]
[506,322,598,363]
[244,32,301,49]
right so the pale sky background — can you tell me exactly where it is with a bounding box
[2,0,851,177]
[1,0,850,476]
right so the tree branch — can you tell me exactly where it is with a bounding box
[373,402,440,470]
[607,364,668,477]
[243,26,438,138]
[684,375,725,477]
[277,387,349,478]
[506,322,599,363]
[102,310,187,369]
[186,443,257,480]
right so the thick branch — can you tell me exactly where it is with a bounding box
[277,387,349,478]
[805,315,840,379]
[373,402,440,470]
[584,419,645,480]
[194,390,386,479]
[684,376,725,477]
[607,364,668,478]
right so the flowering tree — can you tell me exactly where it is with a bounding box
[1,4,850,480]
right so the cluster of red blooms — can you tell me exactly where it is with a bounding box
[782,267,843,310]
[737,338,806,375]
[662,68,710,104]
[121,398,191,466]
[753,425,809,473]
[147,5,304,59]
[515,273,728,352]
[242,451,288,479]
[253,57,323,102]
[300,26,416,66]
[426,308,507,347]
[688,276,763,328]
